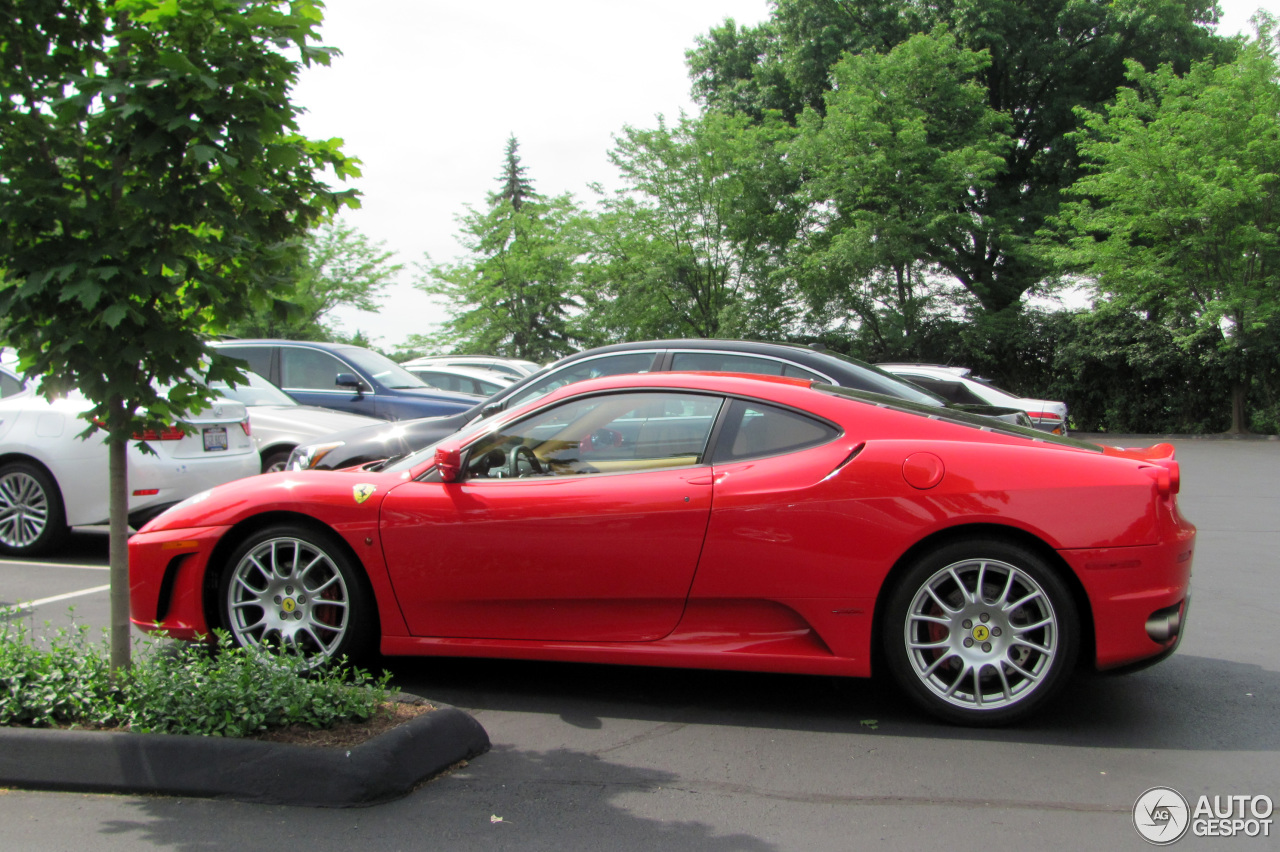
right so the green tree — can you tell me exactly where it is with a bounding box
[793,30,1011,354]
[688,0,1228,315]
[0,0,357,670]
[227,217,401,340]
[1055,19,1280,433]
[416,137,584,362]
[586,111,799,341]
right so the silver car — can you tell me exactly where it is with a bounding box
[212,371,386,472]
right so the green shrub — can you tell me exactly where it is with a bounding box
[0,611,391,737]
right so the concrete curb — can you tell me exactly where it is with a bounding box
[0,704,489,807]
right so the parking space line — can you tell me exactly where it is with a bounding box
[0,560,108,570]
[11,584,111,611]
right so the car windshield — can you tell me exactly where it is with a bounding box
[817,384,1100,451]
[339,348,431,389]
[211,371,297,407]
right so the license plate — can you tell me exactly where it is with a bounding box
[203,426,228,452]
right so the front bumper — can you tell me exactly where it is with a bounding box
[128,525,226,639]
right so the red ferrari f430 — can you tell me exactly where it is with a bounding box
[130,372,1194,725]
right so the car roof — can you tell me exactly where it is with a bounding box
[213,339,360,353]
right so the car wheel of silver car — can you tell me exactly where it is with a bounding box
[219,525,374,669]
[0,461,69,556]
[884,538,1078,726]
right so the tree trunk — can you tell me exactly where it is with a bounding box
[1230,381,1249,435]
[108,410,132,673]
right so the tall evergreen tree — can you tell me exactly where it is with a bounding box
[416,138,583,362]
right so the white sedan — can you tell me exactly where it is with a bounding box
[878,363,1069,435]
[210,371,384,473]
[0,388,260,556]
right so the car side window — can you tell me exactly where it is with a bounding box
[464,391,723,480]
[281,348,357,391]
[0,371,24,397]
[504,352,659,410]
[670,352,825,382]
[220,346,273,379]
[711,400,838,463]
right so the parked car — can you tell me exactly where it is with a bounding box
[0,389,259,556]
[287,339,1033,471]
[402,354,541,379]
[402,364,517,398]
[130,370,1194,725]
[211,340,478,421]
[878,364,1069,435]
[210,371,385,473]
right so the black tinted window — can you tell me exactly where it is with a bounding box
[712,400,838,463]
[671,351,825,382]
[220,346,273,379]
[505,352,658,409]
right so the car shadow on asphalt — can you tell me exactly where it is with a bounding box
[384,652,1278,752]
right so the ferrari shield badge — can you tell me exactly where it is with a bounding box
[353,483,376,505]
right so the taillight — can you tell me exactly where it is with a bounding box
[240,417,251,437]
[132,426,186,441]
[1142,462,1181,498]
[1027,411,1063,421]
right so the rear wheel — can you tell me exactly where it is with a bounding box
[218,525,375,669]
[884,538,1078,726]
[0,461,68,556]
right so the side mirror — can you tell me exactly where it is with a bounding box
[435,446,462,482]
[481,401,504,418]
[335,372,366,396]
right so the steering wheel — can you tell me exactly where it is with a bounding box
[508,445,544,478]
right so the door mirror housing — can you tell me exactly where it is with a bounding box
[335,372,366,396]
[435,446,463,482]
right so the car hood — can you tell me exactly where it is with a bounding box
[302,410,475,469]
[247,404,382,438]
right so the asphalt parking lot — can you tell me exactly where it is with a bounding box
[2,438,1277,851]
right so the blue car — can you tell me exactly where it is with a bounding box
[212,339,479,421]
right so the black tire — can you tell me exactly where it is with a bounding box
[217,524,376,669]
[260,448,293,474]
[0,461,69,557]
[883,537,1079,726]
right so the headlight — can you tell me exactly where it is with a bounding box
[288,441,344,470]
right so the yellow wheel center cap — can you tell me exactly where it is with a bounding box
[282,598,297,613]
[972,625,990,642]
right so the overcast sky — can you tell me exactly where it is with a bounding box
[294,0,1276,351]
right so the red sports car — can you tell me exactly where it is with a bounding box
[129,372,1194,725]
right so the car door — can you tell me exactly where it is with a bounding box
[379,390,724,642]
[278,346,375,416]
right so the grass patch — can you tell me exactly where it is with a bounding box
[0,610,391,738]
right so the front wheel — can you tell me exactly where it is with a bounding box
[883,538,1079,726]
[218,525,375,670]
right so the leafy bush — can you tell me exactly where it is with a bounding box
[0,612,391,737]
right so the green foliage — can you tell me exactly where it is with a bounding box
[416,137,585,362]
[688,0,1229,317]
[227,217,401,341]
[0,616,390,737]
[1054,18,1280,431]
[587,111,800,342]
[792,30,1011,343]
[0,0,358,430]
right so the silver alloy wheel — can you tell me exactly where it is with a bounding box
[0,469,50,550]
[225,536,351,667]
[903,557,1059,711]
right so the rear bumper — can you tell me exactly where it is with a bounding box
[1059,533,1194,670]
